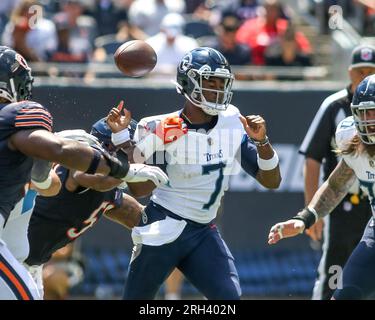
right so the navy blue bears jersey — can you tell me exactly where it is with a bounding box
[26,165,122,266]
[0,101,53,219]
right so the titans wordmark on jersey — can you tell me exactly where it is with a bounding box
[336,116,375,215]
[134,105,246,224]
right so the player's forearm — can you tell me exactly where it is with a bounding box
[256,143,281,189]
[72,172,122,192]
[303,158,321,205]
[256,142,275,160]
[256,167,281,189]
[308,161,355,219]
[104,196,143,229]
[12,130,129,178]
[50,139,112,176]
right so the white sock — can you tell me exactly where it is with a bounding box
[165,293,181,300]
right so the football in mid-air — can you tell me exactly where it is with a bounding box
[114,40,157,77]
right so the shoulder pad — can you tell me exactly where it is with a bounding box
[335,116,357,150]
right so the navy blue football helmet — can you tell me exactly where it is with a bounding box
[90,117,137,153]
[0,46,33,103]
[351,74,375,144]
[176,47,234,115]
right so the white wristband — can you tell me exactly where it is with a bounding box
[111,129,130,146]
[257,151,279,171]
[31,174,52,190]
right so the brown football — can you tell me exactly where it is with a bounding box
[114,40,157,77]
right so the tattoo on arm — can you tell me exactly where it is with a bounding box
[309,160,356,219]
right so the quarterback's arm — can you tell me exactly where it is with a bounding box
[255,142,281,189]
[239,115,281,189]
[9,129,128,178]
[104,194,143,229]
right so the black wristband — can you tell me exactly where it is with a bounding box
[292,208,317,229]
[102,151,130,179]
[85,149,102,175]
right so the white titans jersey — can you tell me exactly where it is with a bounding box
[336,116,375,217]
[134,105,245,224]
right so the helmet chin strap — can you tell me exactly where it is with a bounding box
[183,92,221,116]
[201,105,220,116]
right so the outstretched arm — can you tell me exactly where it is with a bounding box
[9,129,122,177]
[268,159,356,244]
[309,159,356,219]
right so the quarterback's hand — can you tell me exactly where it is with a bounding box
[305,218,324,242]
[107,100,132,133]
[268,219,305,245]
[239,115,267,142]
[155,116,188,144]
[122,164,169,187]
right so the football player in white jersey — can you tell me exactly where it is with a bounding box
[111,47,281,299]
[268,74,375,299]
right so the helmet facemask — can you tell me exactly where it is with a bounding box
[185,67,234,116]
[351,102,375,144]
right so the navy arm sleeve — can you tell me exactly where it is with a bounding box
[238,134,259,178]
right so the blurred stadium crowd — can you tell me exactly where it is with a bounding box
[0,0,372,81]
[0,0,374,80]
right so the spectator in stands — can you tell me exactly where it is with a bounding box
[222,0,260,22]
[51,0,98,63]
[184,0,205,14]
[89,0,129,36]
[0,0,21,37]
[264,23,312,67]
[236,0,311,65]
[2,0,57,62]
[146,13,198,75]
[128,0,185,37]
[92,20,146,63]
[212,14,251,66]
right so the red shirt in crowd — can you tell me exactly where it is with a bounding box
[236,17,312,65]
